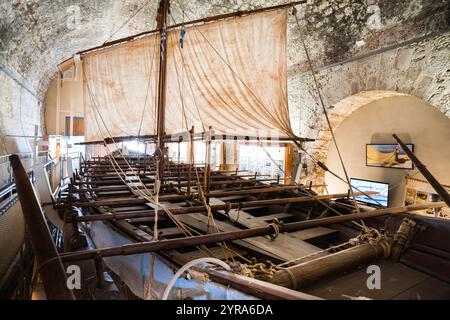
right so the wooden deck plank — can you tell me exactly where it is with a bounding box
[214,195,247,202]
[112,206,149,212]
[252,214,339,241]
[175,198,325,262]
[178,213,319,262]
[156,227,186,238]
[196,199,340,243]
[290,227,339,242]
[305,261,431,300]
[393,276,450,300]
[180,246,246,261]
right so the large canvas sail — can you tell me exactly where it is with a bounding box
[165,8,292,137]
[83,34,160,142]
[82,8,292,142]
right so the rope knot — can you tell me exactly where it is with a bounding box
[267,219,282,241]
[273,218,285,234]
[224,202,232,216]
[224,202,241,224]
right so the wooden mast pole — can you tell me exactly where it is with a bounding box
[156,0,170,183]
[10,155,75,300]
[393,134,450,207]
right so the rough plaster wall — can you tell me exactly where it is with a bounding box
[0,0,158,96]
[300,32,450,186]
[295,32,450,136]
[0,0,449,167]
[0,72,43,154]
[324,95,450,207]
[0,0,159,153]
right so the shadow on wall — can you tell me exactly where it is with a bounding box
[325,92,450,207]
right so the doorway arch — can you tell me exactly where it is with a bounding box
[318,91,450,207]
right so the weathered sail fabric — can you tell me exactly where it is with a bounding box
[166,9,293,137]
[83,34,160,142]
[82,9,293,142]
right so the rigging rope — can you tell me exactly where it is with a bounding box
[167,3,375,271]
[173,0,295,138]
[276,226,388,270]
[166,11,256,263]
[78,3,402,281]
[293,141,386,207]
[167,22,242,262]
[138,33,160,138]
[83,53,251,264]
[170,2,382,210]
[103,0,155,45]
[291,7,363,219]
[83,67,218,258]
[255,138,365,230]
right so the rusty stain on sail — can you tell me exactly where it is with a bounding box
[82,9,293,142]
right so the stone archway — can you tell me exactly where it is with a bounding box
[301,91,450,200]
[301,90,407,186]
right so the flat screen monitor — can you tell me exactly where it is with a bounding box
[350,178,389,207]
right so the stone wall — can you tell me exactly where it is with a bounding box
[324,95,450,206]
[0,0,449,176]
[0,0,159,153]
[298,32,450,185]
[0,71,43,154]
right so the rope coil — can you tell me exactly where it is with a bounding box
[267,223,280,241]
[283,268,298,290]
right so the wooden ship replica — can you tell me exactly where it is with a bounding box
[9,0,450,300]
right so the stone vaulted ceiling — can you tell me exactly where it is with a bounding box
[1,0,448,98]
[0,0,449,146]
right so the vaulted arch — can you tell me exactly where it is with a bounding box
[301,91,450,206]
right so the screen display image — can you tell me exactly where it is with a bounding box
[366,144,414,169]
[350,178,389,207]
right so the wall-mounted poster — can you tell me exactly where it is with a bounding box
[404,177,450,219]
[366,144,414,169]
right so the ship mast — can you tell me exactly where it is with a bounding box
[156,0,170,183]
